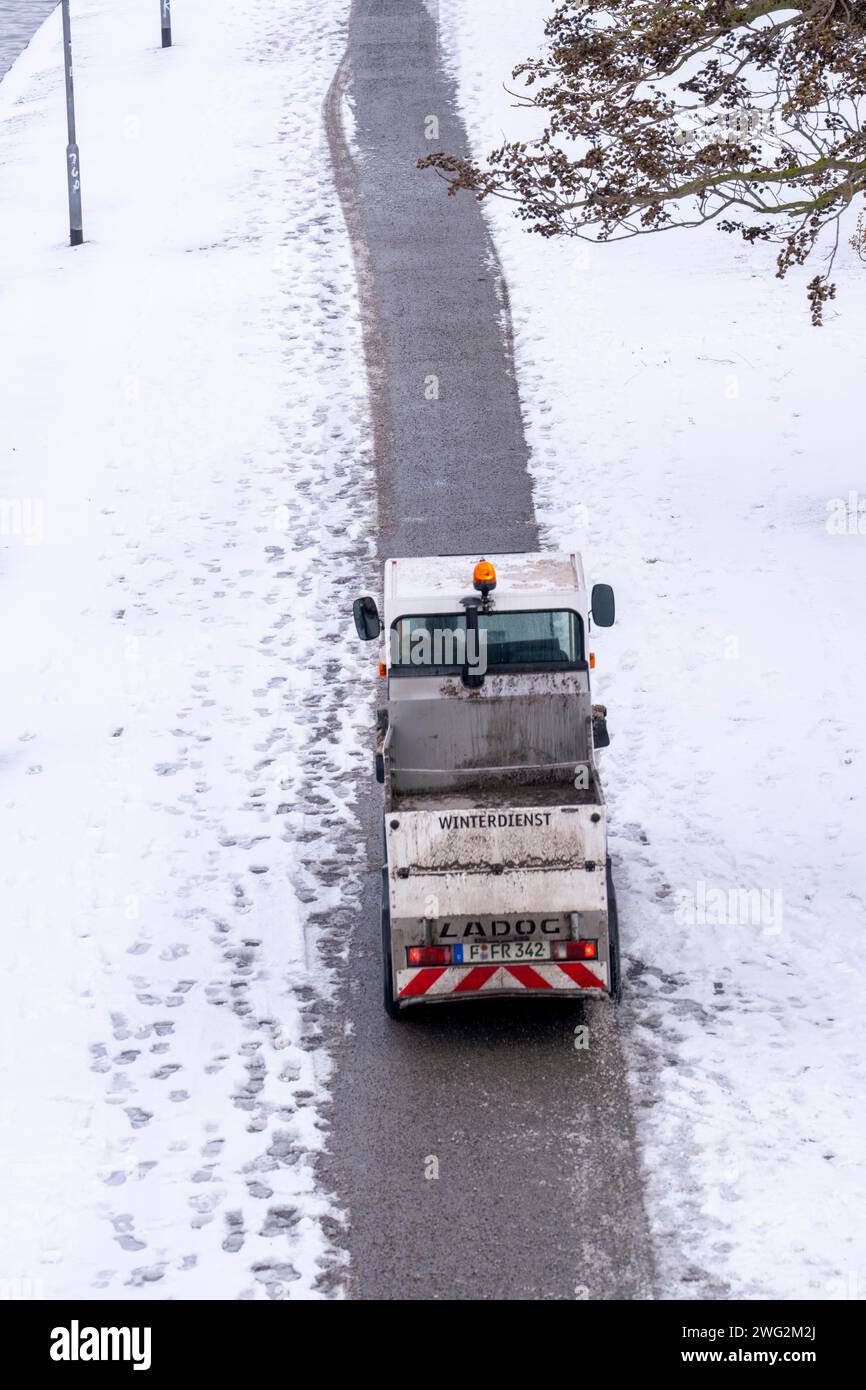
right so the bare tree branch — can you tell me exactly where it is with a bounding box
[420,0,866,321]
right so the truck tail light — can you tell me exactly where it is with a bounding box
[553,940,598,961]
[407,946,452,966]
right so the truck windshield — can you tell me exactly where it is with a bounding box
[390,609,583,671]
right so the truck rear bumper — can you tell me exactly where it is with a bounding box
[396,960,608,1006]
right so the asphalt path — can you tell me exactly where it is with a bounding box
[322,0,658,1301]
[0,1,58,81]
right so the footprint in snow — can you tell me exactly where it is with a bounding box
[151,1063,181,1080]
[124,1107,152,1130]
[115,1234,147,1252]
[222,1210,245,1254]
[260,1206,300,1237]
[125,1265,165,1287]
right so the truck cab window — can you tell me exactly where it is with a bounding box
[391,610,583,670]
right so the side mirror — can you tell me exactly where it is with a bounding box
[591,583,615,628]
[353,595,381,641]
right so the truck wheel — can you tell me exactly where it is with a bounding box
[606,861,622,1004]
[381,873,403,1021]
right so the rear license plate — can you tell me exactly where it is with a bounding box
[454,941,553,964]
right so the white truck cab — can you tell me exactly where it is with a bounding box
[353,552,618,1017]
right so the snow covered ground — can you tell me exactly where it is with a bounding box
[0,0,372,1298]
[440,0,866,1300]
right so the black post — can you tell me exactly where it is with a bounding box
[161,0,172,49]
[61,0,83,246]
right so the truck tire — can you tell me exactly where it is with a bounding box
[381,869,403,1020]
[606,861,622,1004]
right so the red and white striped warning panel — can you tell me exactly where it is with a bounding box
[396,960,608,1000]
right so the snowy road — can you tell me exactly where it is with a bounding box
[320,0,656,1300]
[0,1,57,80]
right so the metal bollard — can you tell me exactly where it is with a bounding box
[61,0,83,246]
